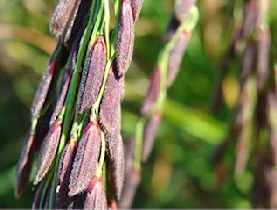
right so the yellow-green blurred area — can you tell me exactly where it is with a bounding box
[0,0,253,208]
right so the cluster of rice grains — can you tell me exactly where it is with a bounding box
[15,0,143,208]
[119,0,199,208]
[212,0,277,208]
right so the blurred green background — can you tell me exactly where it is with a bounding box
[0,0,253,208]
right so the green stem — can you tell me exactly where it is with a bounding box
[159,5,199,112]
[110,0,122,56]
[133,5,199,168]
[96,131,106,176]
[72,0,103,136]
[31,118,38,134]
[114,0,121,18]
[104,0,111,58]
[48,0,101,207]
[39,172,52,209]
[93,59,113,116]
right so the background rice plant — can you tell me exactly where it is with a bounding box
[0,0,277,208]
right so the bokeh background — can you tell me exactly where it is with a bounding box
[0,0,257,208]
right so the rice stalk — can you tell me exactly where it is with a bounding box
[15,0,143,208]
[211,0,277,208]
[119,1,199,208]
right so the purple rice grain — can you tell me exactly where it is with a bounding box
[116,0,135,76]
[257,26,270,91]
[78,36,106,114]
[15,130,35,197]
[118,167,140,209]
[50,0,80,40]
[69,121,101,196]
[32,182,44,209]
[130,0,143,22]
[242,41,256,81]
[56,140,77,208]
[242,1,258,37]
[174,0,196,22]
[84,177,108,209]
[34,122,62,184]
[108,135,125,199]
[50,74,71,125]
[99,69,124,160]
[140,66,161,115]
[167,31,190,87]
[31,60,56,121]
[142,112,161,162]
